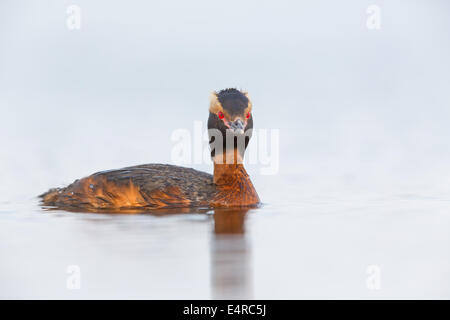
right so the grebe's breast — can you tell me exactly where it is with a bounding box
[41,164,216,211]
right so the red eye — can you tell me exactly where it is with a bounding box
[246,111,251,119]
[218,111,224,119]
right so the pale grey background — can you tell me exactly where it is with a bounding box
[1,0,450,299]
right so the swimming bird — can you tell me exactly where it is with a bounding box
[40,89,260,211]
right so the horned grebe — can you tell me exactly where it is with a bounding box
[40,89,260,211]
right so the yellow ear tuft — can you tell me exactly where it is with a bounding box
[209,91,222,113]
[241,91,252,110]
[210,91,218,105]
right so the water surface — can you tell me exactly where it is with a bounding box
[1,184,450,299]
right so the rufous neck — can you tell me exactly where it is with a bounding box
[213,163,245,184]
[211,162,260,207]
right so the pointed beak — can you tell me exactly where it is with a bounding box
[229,119,245,134]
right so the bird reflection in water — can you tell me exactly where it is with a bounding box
[41,204,254,299]
[210,208,252,299]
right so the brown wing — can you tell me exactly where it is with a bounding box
[40,164,216,211]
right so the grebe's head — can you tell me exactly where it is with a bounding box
[208,88,253,163]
